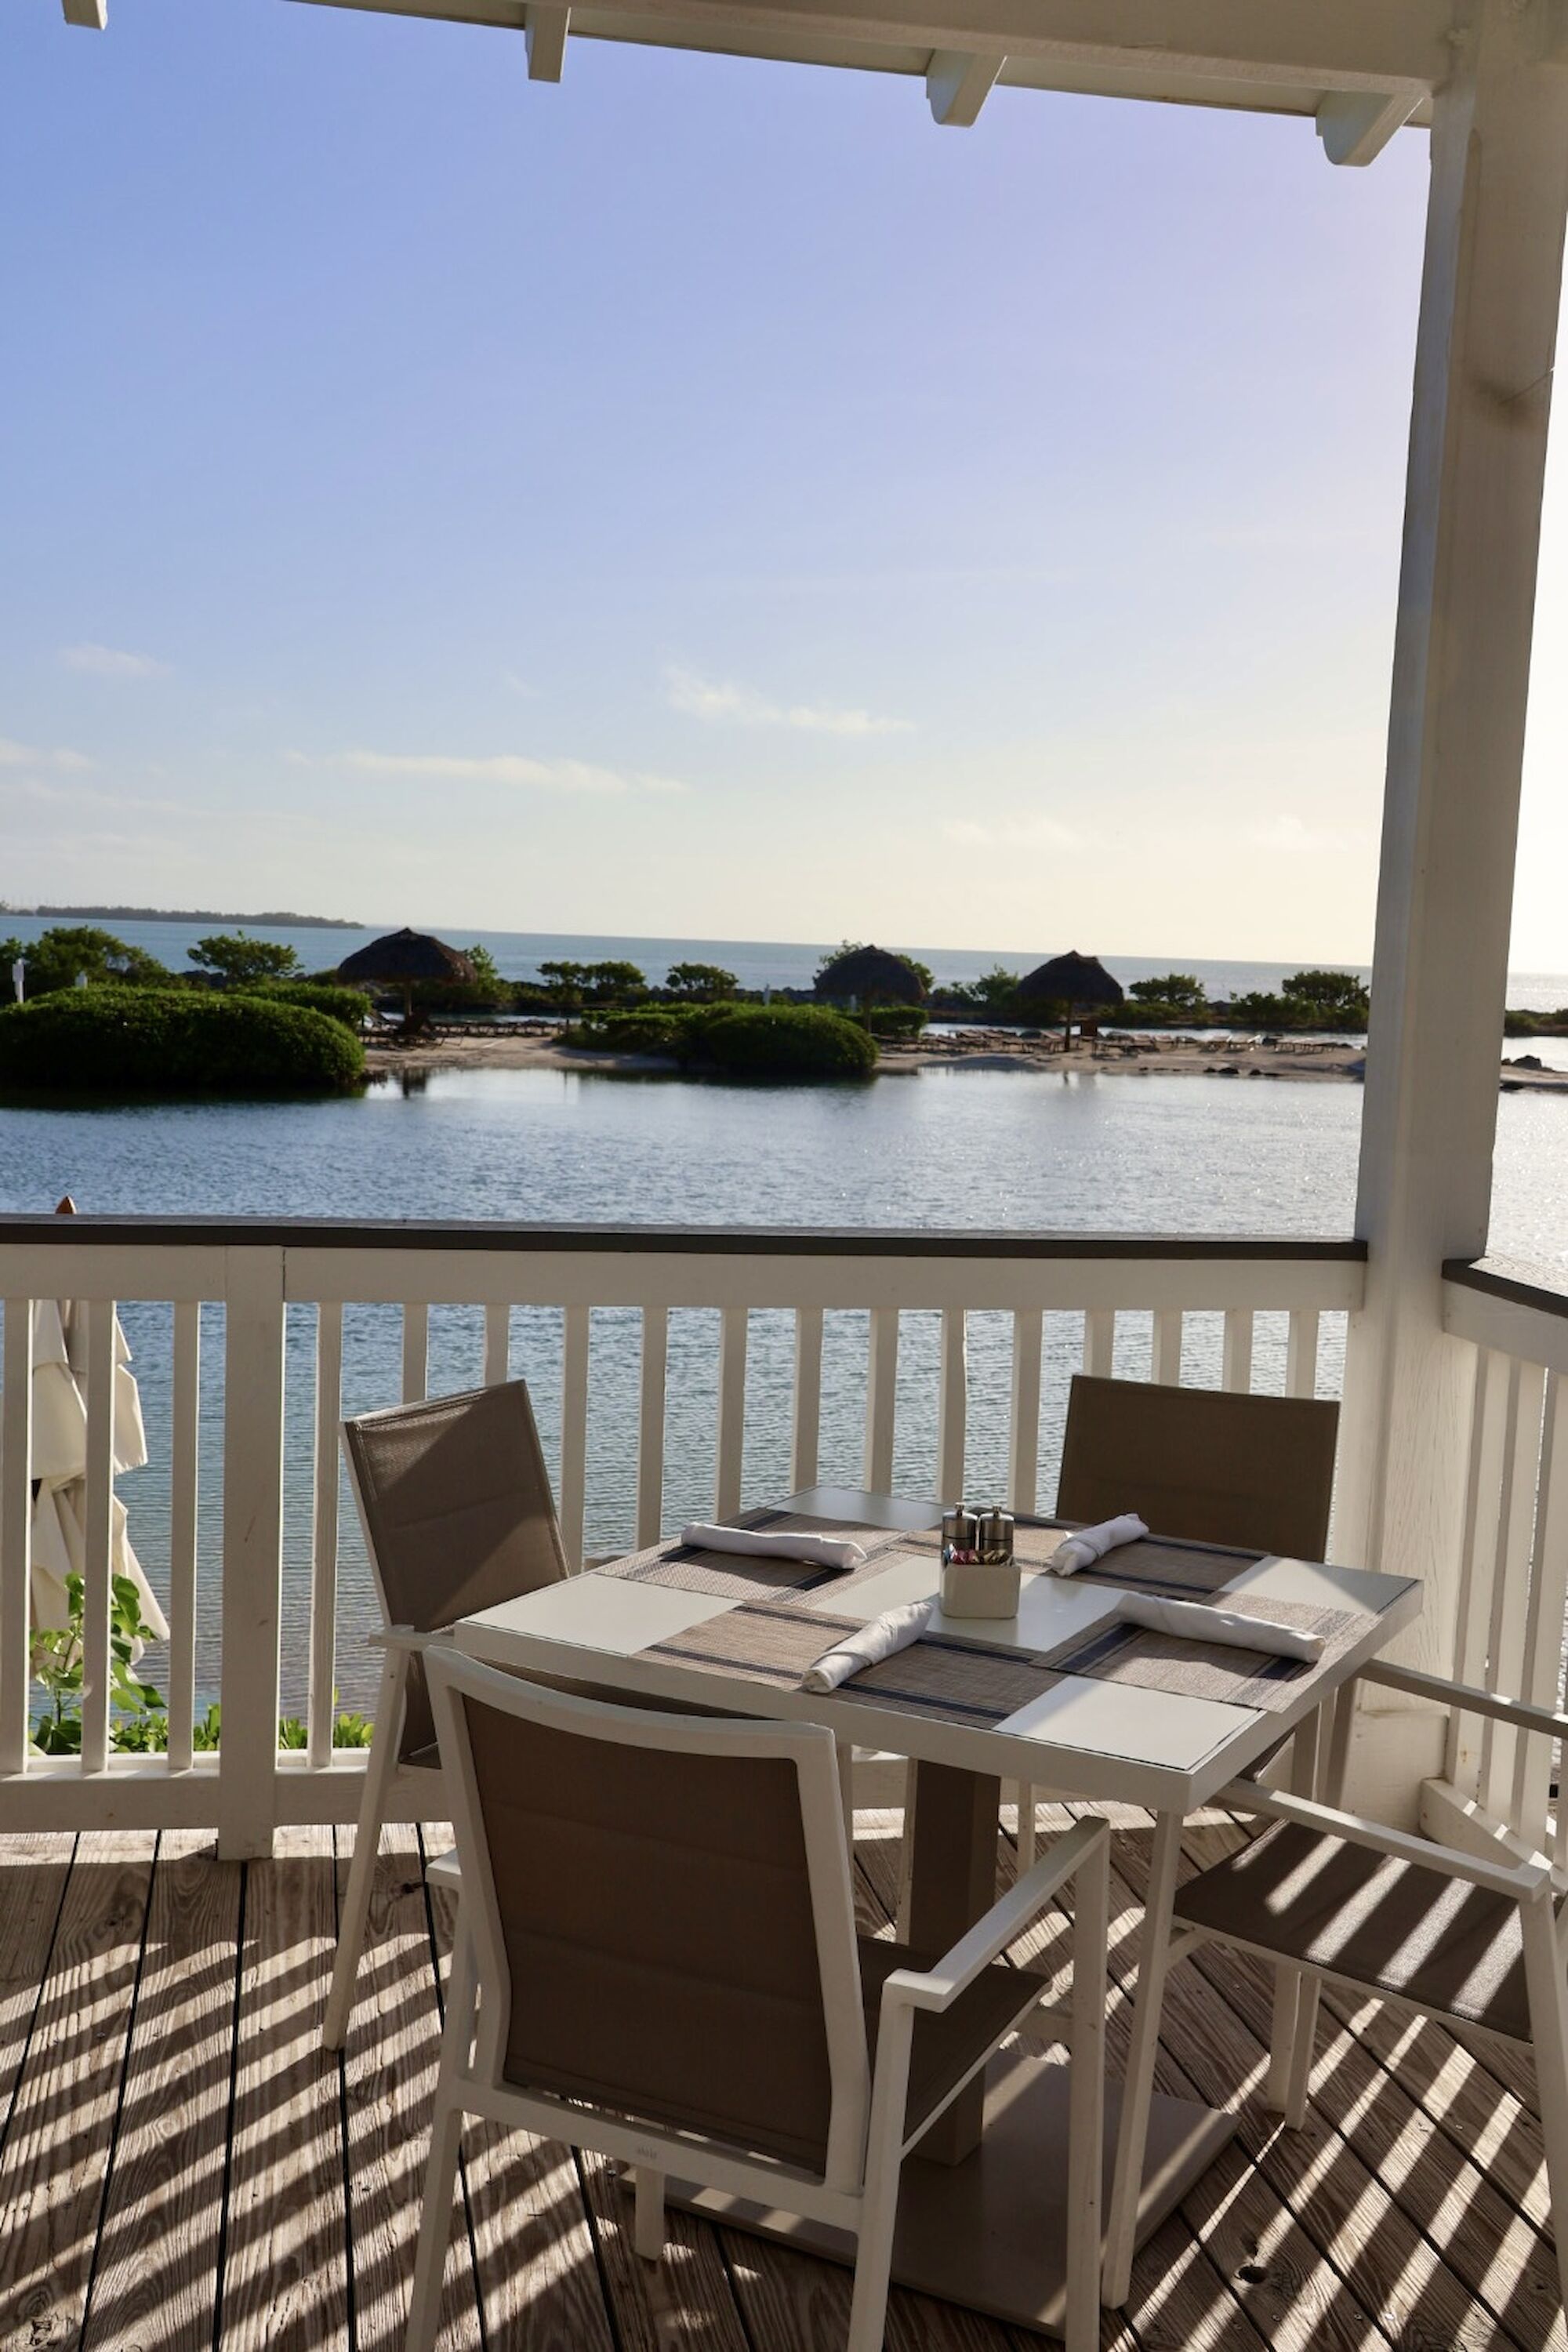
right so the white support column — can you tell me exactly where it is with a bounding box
[220,1250,287,1859]
[1338,0,1568,1824]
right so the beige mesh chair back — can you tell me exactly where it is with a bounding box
[404,1651,1112,2352]
[321,1381,567,2050]
[1058,1374,1339,1561]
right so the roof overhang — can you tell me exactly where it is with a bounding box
[272,0,1451,141]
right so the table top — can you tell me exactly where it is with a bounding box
[454,1486,1421,1813]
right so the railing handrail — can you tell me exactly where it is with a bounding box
[1443,1252,1568,1319]
[0,1214,1368,1261]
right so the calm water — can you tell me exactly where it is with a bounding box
[4,1062,1565,1715]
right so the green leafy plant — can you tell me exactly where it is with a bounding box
[30,1573,167,1755]
[238,979,374,1029]
[0,924,171,996]
[189,931,303,985]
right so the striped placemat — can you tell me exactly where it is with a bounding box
[898,1518,1263,1596]
[646,1599,1063,1730]
[600,1510,904,1601]
[1036,1595,1367,1712]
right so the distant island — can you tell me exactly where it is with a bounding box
[4,904,363,928]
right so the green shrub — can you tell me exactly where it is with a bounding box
[699,1005,877,1078]
[0,987,365,1095]
[241,978,373,1029]
[564,1007,700,1056]
[856,1006,928,1040]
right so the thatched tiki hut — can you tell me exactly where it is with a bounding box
[1015,949,1123,1050]
[337,927,476,1027]
[813,944,926,1007]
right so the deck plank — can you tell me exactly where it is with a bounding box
[219,1824,352,2352]
[0,1831,155,2351]
[340,1824,477,2352]
[0,1832,74,2140]
[82,1829,242,2352]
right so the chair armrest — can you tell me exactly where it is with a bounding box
[1216,1778,1552,1899]
[366,1624,457,1656]
[881,1816,1109,2014]
[1361,1657,1568,1744]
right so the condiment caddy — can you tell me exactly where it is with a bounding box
[939,1503,1019,1618]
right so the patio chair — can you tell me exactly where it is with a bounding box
[321,1380,568,2052]
[405,1650,1111,2352]
[1155,1659,1568,2322]
[1013,1374,1338,1869]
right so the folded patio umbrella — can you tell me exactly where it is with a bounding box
[27,1294,169,1643]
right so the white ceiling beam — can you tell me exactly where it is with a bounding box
[524,2,569,75]
[284,0,1460,102]
[1316,86,1421,164]
[61,0,108,24]
[927,46,1004,122]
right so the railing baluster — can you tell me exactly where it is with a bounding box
[401,1301,429,1403]
[863,1308,898,1493]
[1479,1358,1544,1821]
[1221,1308,1254,1393]
[1082,1309,1115,1377]
[308,1302,343,1771]
[715,1307,748,1521]
[1151,1309,1183,1386]
[1,1300,34,1777]
[938,1308,967,1503]
[791,1307,823,1493]
[220,1249,286,1858]
[1285,1308,1319,1398]
[484,1301,510,1386]
[167,1301,201,1773]
[1008,1308,1043,1515]
[81,1298,116,1775]
[559,1305,590,1570]
[1515,1371,1568,1848]
[1447,1347,1510,1792]
[636,1308,668,1548]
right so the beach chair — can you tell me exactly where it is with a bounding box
[321,1380,568,2051]
[405,1650,1112,2352]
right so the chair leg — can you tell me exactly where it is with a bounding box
[1265,1966,1303,2111]
[1102,1806,1183,2308]
[1520,1897,1568,2323]
[404,2085,465,2352]
[633,2166,666,2259]
[1016,1781,1037,1871]
[1282,1978,1320,2129]
[1065,1827,1108,2352]
[837,1737,855,1854]
[894,1759,916,1943]
[848,2005,913,2352]
[323,1652,406,2052]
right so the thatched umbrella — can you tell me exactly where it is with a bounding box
[1015,950,1124,1051]
[813,944,926,1007]
[337,927,476,1026]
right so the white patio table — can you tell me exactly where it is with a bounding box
[453,1483,1420,2336]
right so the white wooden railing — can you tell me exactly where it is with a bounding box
[0,1216,1363,1853]
[1426,1256,1568,1870]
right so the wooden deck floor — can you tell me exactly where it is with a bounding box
[0,1801,1563,2352]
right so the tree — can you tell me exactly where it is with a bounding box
[537,959,589,1007]
[188,931,303,985]
[0,925,169,996]
[950,964,1022,1011]
[581,960,647,1006]
[464,944,506,1005]
[666,961,739,1001]
[1281,969,1370,1027]
[1128,972,1207,1016]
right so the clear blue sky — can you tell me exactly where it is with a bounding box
[2,0,1562,965]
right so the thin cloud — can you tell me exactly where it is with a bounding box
[663,665,913,739]
[0,735,93,773]
[307,747,688,797]
[59,643,169,680]
[1245,812,1356,854]
[943,814,1081,851]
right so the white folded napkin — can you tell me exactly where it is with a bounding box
[681,1522,867,1574]
[801,1601,933,1693]
[1047,1513,1149,1576]
[1116,1590,1324,1664]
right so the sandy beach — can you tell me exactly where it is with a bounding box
[365,1024,1568,1091]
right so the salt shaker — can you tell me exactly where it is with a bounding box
[940,1504,1019,1618]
